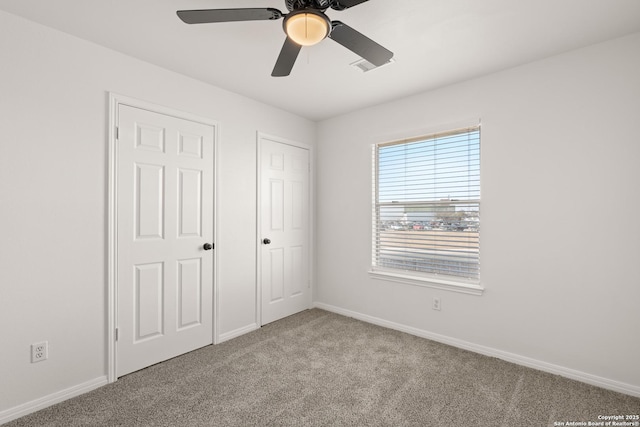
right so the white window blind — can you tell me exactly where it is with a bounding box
[372,126,480,282]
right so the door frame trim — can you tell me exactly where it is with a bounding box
[107,93,219,382]
[255,132,314,326]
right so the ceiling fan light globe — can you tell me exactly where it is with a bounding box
[285,11,330,46]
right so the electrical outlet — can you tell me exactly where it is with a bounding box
[31,341,48,363]
[432,297,441,311]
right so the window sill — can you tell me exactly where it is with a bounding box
[368,269,484,296]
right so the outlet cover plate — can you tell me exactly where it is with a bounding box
[31,341,48,363]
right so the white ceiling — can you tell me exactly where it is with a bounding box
[2,0,640,121]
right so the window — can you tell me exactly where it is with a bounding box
[371,126,482,294]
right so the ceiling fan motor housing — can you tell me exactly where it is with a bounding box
[286,0,332,12]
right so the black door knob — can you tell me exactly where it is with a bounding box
[203,243,213,251]
[263,238,271,245]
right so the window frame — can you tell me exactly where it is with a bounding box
[369,125,484,296]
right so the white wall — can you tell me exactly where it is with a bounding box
[316,32,640,395]
[0,10,315,418]
[1,7,638,421]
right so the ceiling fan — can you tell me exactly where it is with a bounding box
[177,0,393,77]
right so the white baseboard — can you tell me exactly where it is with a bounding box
[0,376,108,425]
[313,302,640,398]
[217,322,259,344]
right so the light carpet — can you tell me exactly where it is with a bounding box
[6,309,639,426]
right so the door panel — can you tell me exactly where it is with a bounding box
[178,168,202,237]
[117,105,214,377]
[291,246,303,296]
[260,137,310,325]
[177,258,202,329]
[134,262,164,341]
[268,248,285,303]
[270,179,284,230]
[135,123,165,152]
[135,163,164,240]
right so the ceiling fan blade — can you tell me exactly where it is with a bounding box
[177,8,282,24]
[272,37,302,77]
[328,21,393,66]
[330,0,370,11]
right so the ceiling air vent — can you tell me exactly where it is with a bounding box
[350,58,395,73]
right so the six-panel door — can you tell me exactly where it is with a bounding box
[116,105,214,377]
[260,138,311,325]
